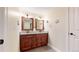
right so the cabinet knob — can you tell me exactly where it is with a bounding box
[70,33,76,36]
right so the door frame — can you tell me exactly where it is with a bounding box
[67,7,74,52]
[67,7,78,52]
[65,7,73,52]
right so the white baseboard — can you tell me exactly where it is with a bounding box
[48,44,61,52]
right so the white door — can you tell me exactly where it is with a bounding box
[0,8,5,52]
[69,7,79,52]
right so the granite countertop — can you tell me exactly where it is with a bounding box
[20,31,48,35]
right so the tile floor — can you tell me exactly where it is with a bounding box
[27,46,56,52]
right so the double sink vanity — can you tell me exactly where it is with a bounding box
[20,32,48,52]
[20,16,48,52]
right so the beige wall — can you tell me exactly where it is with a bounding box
[48,8,68,51]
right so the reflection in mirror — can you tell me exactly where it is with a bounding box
[35,19,44,31]
[22,17,34,31]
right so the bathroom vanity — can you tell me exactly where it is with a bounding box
[20,32,48,52]
[20,16,48,52]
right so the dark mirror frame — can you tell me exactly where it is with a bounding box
[21,16,34,31]
[35,19,44,31]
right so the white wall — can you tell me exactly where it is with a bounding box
[48,8,68,52]
[4,7,20,52]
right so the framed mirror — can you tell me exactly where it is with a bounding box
[21,17,34,31]
[35,19,44,31]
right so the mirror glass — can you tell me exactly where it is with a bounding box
[22,17,33,31]
[36,19,44,31]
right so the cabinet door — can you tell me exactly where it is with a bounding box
[31,35,37,48]
[25,35,32,50]
[41,34,48,46]
[36,34,42,47]
[20,35,32,51]
[20,35,25,51]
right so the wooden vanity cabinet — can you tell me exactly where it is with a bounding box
[36,34,42,47]
[31,35,37,48]
[41,34,48,46]
[20,35,32,51]
[36,34,48,47]
[20,33,48,52]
